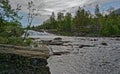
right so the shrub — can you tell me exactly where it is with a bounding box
[8,37,24,46]
[0,36,8,44]
[24,38,32,46]
[8,37,32,46]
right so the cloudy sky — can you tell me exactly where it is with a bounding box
[10,0,120,27]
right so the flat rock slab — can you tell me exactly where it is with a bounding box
[0,45,49,59]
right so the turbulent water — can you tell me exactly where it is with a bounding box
[47,37,120,74]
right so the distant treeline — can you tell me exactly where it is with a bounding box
[32,5,120,37]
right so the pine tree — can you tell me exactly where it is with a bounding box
[95,4,101,17]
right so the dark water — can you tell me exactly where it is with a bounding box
[0,53,51,74]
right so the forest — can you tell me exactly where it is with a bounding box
[32,5,120,37]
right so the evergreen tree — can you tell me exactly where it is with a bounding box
[49,12,57,29]
[64,12,72,32]
[95,4,101,17]
[57,12,64,21]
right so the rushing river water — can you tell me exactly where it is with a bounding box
[47,37,120,74]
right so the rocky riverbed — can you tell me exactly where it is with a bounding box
[47,37,120,74]
[0,37,120,74]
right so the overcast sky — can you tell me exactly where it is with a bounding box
[9,0,120,27]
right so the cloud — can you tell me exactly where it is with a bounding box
[9,0,119,26]
[10,0,118,14]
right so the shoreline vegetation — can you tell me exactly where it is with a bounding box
[0,0,31,46]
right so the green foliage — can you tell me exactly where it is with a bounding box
[0,36,32,46]
[24,38,32,46]
[0,36,8,44]
[7,37,31,46]
[8,37,24,46]
[72,8,91,36]
[0,0,32,46]
[0,0,21,26]
[95,4,101,17]
[99,13,120,36]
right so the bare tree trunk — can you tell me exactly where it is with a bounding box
[23,1,35,41]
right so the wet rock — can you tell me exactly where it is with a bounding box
[53,51,70,56]
[115,38,120,41]
[101,42,108,46]
[79,44,95,48]
[90,38,98,41]
[49,41,64,45]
